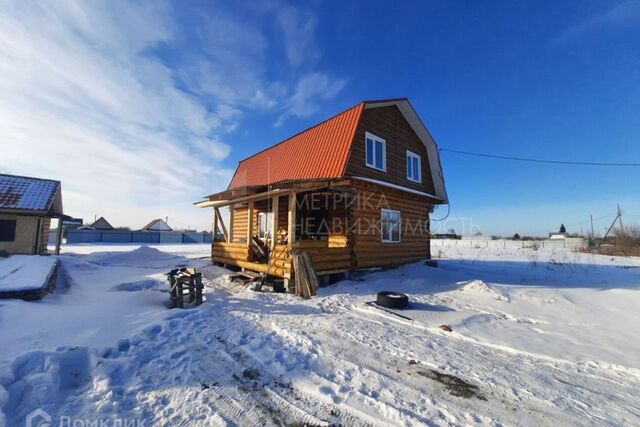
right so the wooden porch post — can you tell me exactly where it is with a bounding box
[271,195,279,249]
[247,200,254,245]
[228,205,234,243]
[287,192,296,248]
[212,208,219,242]
[55,217,63,255]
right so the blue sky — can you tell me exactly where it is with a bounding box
[1,1,639,234]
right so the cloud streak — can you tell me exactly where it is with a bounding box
[556,1,640,43]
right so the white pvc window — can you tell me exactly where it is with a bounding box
[258,212,273,240]
[365,132,386,171]
[406,150,421,183]
[381,209,401,243]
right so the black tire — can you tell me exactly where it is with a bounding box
[376,291,409,309]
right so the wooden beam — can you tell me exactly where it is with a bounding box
[287,192,297,248]
[55,218,63,255]
[228,204,234,243]
[247,200,254,246]
[214,207,228,241]
[271,195,279,249]
[196,179,353,209]
[212,208,219,243]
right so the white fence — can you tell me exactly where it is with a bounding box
[431,238,586,250]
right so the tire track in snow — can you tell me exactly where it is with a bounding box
[322,300,640,425]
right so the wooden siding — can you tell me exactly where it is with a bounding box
[351,180,432,269]
[230,205,248,243]
[344,106,436,194]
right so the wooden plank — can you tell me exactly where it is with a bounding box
[247,200,254,246]
[301,251,319,294]
[287,192,296,248]
[271,195,279,249]
[212,209,219,243]
[228,204,234,242]
[215,207,228,241]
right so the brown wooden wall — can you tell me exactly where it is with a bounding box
[344,106,435,195]
[351,180,432,269]
[231,204,248,243]
[216,181,432,278]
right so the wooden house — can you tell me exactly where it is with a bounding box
[140,218,172,232]
[196,98,448,289]
[0,174,66,255]
[90,216,114,230]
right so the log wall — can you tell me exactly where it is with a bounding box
[351,180,432,268]
[214,181,432,279]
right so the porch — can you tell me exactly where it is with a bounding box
[199,179,355,283]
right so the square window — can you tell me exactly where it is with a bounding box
[0,219,16,242]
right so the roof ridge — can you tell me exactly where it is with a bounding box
[235,101,365,165]
[0,173,60,184]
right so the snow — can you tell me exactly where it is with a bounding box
[0,255,57,292]
[1,243,639,426]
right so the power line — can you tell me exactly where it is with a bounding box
[440,148,640,167]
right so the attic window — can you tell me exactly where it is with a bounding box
[365,132,386,172]
[406,150,422,183]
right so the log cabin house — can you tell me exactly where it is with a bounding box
[196,98,448,290]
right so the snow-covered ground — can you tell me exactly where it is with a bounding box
[1,243,639,426]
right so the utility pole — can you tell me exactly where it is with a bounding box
[597,206,624,249]
[617,204,624,232]
[590,214,594,239]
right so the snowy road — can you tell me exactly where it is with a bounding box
[1,244,639,426]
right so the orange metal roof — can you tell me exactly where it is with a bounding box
[228,102,365,189]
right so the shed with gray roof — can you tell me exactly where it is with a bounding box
[0,173,66,255]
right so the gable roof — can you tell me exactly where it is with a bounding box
[226,98,447,202]
[90,216,113,230]
[140,218,172,231]
[0,173,63,214]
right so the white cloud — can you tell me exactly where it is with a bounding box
[275,73,347,126]
[557,1,640,43]
[0,1,345,230]
[277,7,319,68]
[0,0,233,230]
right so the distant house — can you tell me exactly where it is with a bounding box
[90,216,114,230]
[549,232,566,240]
[196,97,448,289]
[0,174,67,255]
[140,218,172,232]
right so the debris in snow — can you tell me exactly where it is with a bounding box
[416,369,487,400]
[242,368,261,380]
[439,324,452,332]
